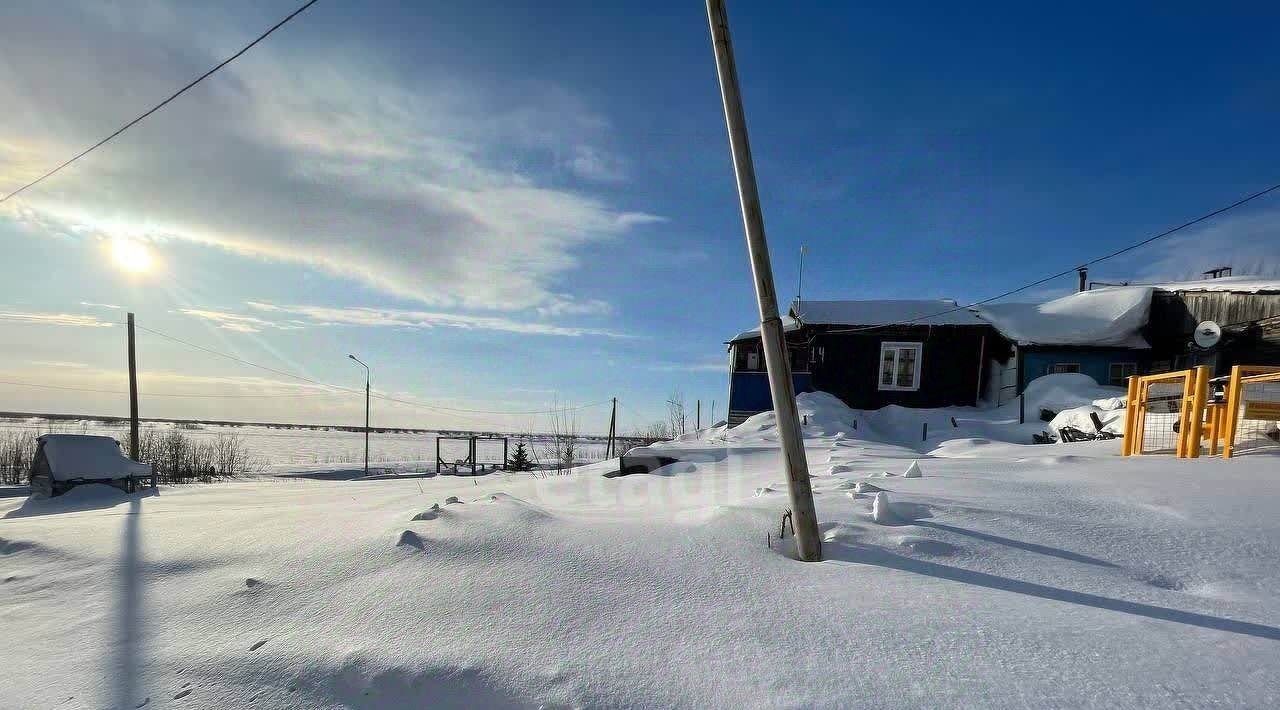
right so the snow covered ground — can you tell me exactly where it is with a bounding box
[0,417,610,471]
[3,391,1279,708]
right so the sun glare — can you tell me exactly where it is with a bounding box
[110,239,154,273]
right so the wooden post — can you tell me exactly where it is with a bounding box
[922,422,928,442]
[607,398,617,458]
[1018,394,1025,425]
[127,312,140,461]
[363,374,370,476]
[707,0,820,561]
[1122,375,1139,456]
[1186,366,1210,459]
[696,399,701,431]
[1222,365,1243,459]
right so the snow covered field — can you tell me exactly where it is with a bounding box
[3,391,1279,708]
[0,418,609,471]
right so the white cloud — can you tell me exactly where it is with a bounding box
[0,310,114,327]
[8,360,338,398]
[79,301,122,310]
[565,145,627,182]
[649,358,728,373]
[1138,209,1280,281]
[535,294,613,318]
[246,301,630,338]
[0,4,660,313]
[178,308,302,334]
[27,360,90,369]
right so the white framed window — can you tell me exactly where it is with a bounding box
[1108,362,1137,386]
[746,352,759,370]
[1048,363,1080,375]
[878,342,922,391]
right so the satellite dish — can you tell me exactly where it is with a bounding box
[1193,321,1222,348]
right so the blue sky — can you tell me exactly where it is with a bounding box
[2,0,1279,432]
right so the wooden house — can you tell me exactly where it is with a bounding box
[726,300,998,426]
[724,276,1280,428]
[976,286,1153,400]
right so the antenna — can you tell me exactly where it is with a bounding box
[797,245,809,305]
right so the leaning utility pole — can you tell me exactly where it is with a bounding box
[607,397,618,458]
[127,312,140,460]
[706,0,821,561]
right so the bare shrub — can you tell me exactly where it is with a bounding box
[0,430,37,485]
[537,405,579,476]
[666,390,687,437]
[629,420,673,448]
[124,429,258,483]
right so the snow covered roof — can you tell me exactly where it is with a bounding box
[1142,276,1280,294]
[790,299,988,327]
[728,316,801,343]
[975,286,1152,348]
[37,434,152,481]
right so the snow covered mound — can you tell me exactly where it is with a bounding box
[1021,373,1128,417]
[1050,405,1125,436]
[732,391,856,437]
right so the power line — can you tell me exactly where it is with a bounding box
[132,323,612,416]
[821,180,1280,334]
[0,379,334,398]
[0,0,322,205]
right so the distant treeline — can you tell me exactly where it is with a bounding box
[0,411,617,441]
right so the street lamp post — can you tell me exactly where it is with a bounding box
[348,354,370,476]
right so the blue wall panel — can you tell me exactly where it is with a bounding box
[728,372,814,413]
[1021,350,1140,390]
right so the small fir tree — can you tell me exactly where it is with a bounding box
[507,441,534,471]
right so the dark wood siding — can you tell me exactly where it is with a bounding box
[1148,291,1280,373]
[1149,292,1280,338]
[810,325,994,409]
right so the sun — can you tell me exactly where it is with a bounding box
[110,238,154,273]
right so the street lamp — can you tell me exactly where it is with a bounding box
[348,354,370,476]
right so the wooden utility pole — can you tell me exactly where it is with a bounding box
[706,0,821,561]
[696,399,701,430]
[364,376,370,475]
[607,398,617,457]
[127,312,140,460]
[347,354,370,476]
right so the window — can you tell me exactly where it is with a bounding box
[878,342,922,391]
[1048,363,1080,375]
[746,352,759,371]
[1109,362,1137,386]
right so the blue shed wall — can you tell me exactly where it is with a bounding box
[1021,350,1141,390]
[728,372,813,414]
